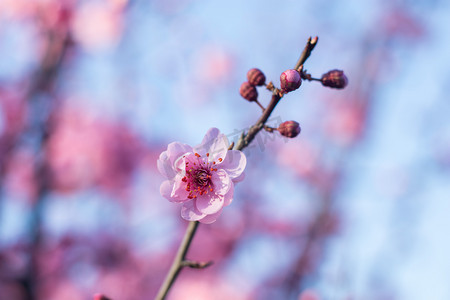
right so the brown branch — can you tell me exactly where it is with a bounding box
[155,221,199,300]
[294,36,318,70]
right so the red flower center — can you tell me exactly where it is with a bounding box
[182,152,222,199]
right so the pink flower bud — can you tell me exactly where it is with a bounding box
[247,68,266,86]
[239,81,258,102]
[278,121,301,138]
[280,69,302,93]
[321,69,348,89]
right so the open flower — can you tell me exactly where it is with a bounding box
[157,128,246,224]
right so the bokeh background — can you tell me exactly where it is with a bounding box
[1,0,450,299]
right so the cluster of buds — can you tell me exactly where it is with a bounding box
[239,68,267,110]
[239,45,348,141]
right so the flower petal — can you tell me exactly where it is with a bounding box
[232,172,245,183]
[160,180,175,201]
[167,142,193,166]
[157,151,175,179]
[223,181,234,206]
[170,174,189,201]
[220,150,246,179]
[195,194,224,215]
[199,209,223,224]
[211,169,231,195]
[197,128,220,151]
[158,142,192,179]
[160,178,188,203]
[194,128,229,162]
[181,201,206,221]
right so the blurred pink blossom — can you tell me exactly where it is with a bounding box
[277,140,319,179]
[324,100,366,146]
[46,104,144,195]
[40,280,84,300]
[3,148,37,201]
[157,128,246,223]
[71,1,124,51]
[0,0,36,19]
[0,89,27,140]
[169,274,249,300]
[183,44,236,104]
[382,9,425,40]
[299,289,321,300]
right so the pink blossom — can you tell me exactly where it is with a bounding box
[157,128,246,224]
[299,289,321,300]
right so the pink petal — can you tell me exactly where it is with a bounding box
[194,128,229,162]
[157,151,175,179]
[232,172,245,183]
[181,201,206,221]
[211,169,231,195]
[223,181,234,206]
[199,209,223,224]
[195,194,224,215]
[197,128,220,151]
[220,150,246,179]
[167,142,193,166]
[160,178,188,203]
[160,180,174,200]
[170,174,189,201]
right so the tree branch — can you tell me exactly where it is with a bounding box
[155,221,199,300]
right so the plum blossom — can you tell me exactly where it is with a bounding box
[157,128,246,224]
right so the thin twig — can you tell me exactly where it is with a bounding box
[155,221,199,300]
[255,100,266,111]
[294,36,318,70]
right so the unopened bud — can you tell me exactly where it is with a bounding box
[321,70,348,89]
[239,81,258,102]
[280,69,302,93]
[247,68,266,86]
[278,121,301,138]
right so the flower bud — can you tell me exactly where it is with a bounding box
[247,68,266,86]
[278,121,301,138]
[321,69,348,89]
[239,81,258,102]
[280,69,302,93]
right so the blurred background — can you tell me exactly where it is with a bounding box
[1,0,450,299]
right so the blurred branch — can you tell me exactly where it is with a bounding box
[18,8,72,300]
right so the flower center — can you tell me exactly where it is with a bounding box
[182,152,222,199]
[194,169,210,186]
